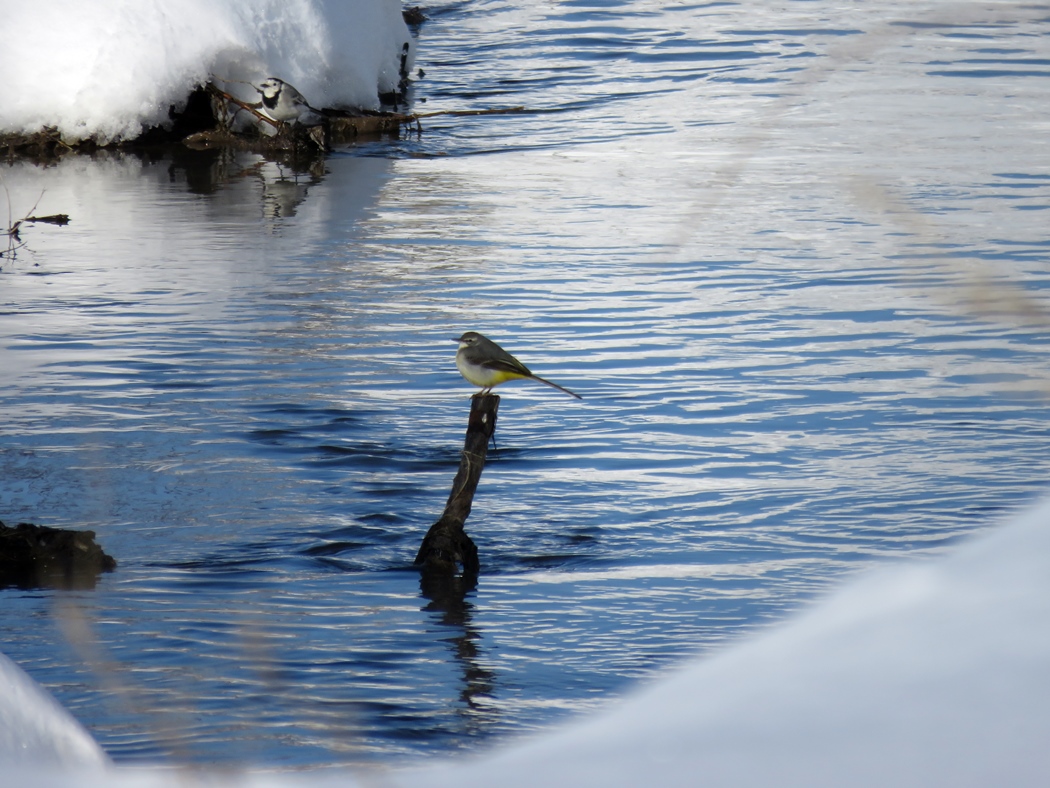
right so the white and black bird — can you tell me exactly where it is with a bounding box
[254,77,323,126]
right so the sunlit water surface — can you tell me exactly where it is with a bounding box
[2,0,1050,768]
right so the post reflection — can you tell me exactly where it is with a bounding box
[419,571,497,715]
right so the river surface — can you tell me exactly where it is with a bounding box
[2,0,1050,770]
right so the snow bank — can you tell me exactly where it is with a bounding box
[0,0,412,143]
[0,651,109,767]
[400,497,1050,787]
[4,497,1049,785]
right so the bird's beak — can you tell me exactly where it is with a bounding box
[451,337,462,342]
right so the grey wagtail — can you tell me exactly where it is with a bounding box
[454,331,582,399]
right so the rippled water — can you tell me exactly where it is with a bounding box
[3,0,1050,769]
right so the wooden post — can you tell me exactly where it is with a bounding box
[415,394,500,574]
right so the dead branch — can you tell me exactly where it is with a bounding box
[415,394,501,574]
[25,214,70,226]
[204,82,280,129]
[407,106,527,120]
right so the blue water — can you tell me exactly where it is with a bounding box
[2,0,1050,769]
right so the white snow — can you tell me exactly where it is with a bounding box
[0,0,413,143]
[3,497,1049,785]
[397,497,1050,788]
[0,651,109,768]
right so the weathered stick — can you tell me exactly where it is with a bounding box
[208,81,524,129]
[204,82,280,128]
[406,106,527,120]
[25,214,70,226]
[415,394,500,574]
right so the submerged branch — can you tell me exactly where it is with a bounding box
[25,214,70,226]
[408,106,527,120]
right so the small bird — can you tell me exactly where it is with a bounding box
[454,332,582,399]
[254,77,323,125]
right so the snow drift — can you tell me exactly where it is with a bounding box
[0,0,413,143]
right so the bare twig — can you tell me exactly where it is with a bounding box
[1,174,66,258]
[1,176,38,257]
[209,74,255,87]
[408,106,527,120]
[205,82,279,129]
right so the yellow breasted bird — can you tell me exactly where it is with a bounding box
[453,331,582,399]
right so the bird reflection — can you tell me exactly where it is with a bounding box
[419,570,496,712]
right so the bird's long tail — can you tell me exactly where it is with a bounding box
[529,374,582,399]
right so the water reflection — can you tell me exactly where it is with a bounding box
[1,0,1050,770]
[419,571,496,715]
[163,146,328,218]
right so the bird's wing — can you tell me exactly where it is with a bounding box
[479,356,532,377]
